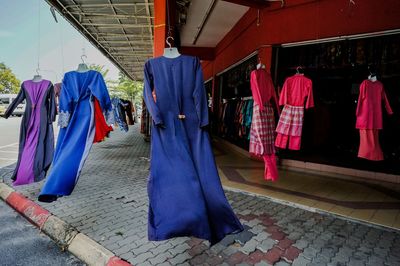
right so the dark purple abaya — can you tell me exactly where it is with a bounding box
[4,79,56,185]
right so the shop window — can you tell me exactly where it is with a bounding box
[273,34,400,174]
[216,55,257,149]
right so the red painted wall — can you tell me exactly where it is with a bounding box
[202,0,400,80]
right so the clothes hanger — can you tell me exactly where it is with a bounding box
[163,36,181,58]
[77,54,89,73]
[32,67,43,82]
[256,56,265,69]
[368,66,377,82]
[296,66,304,75]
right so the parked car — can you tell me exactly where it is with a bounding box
[0,94,25,116]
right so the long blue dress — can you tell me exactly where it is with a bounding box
[38,70,113,202]
[143,55,243,245]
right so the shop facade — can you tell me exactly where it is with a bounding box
[153,0,400,181]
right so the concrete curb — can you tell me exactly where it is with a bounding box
[0,181,132,266]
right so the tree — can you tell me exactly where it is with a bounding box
[0,63,21,94]
[88,64,109,78]
[86,65,143,105]
[109,72,143,105]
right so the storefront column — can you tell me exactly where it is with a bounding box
[258,46,273,72]
[142,0,176,139]
[153,0,167,56]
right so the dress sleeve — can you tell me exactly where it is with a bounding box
[89,72,114,125]
[143,60,164,126]
[382,88,393,115]
[305,80,314,109]
[47,83,57,122]
[250,71,264,110]
[58,75,73,128]
[355,81,366,117]
[193,57,209,128]
[4,85,26,118]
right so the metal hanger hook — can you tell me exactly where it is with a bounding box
[36,67,40,75]
[81,54,87,63]
[166,36,174,49]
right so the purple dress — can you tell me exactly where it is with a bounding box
[143,55,243,245]
[4,80,56,185]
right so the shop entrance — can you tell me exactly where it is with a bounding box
[274,34,400,175]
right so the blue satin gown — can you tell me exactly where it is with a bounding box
[38,70,113,202]
[143,55,243,245]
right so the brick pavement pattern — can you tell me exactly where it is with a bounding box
[1,126,400,265]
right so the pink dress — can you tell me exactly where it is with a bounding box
[275,74,314,150]
[249,69,279,181]
[356,79,393,161]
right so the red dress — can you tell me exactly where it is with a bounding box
[93,97,113,143]
[356,79,393,161]
[249,69,280,181]
[275,74,314,150]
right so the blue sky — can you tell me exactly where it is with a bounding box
[0,0,120,83]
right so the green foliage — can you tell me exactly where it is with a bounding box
[0,62,21,93]
[87,64,143,105]
[88,64,109,78]
[109,72,143,105]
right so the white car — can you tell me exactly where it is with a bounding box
[0,94,26,117]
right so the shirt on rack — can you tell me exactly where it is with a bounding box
[278,74,314,108]
[355,79,393,129]
[275,74,314,150]
[250,69,279,112]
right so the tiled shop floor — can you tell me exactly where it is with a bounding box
[214,141,400,230]
[1,126,400,265]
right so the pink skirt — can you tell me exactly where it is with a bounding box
[358,129,384,161]
[249,103,276,155]
[276,104,304,137]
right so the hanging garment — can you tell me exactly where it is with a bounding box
[358,129,384,161]
[38,70,113,202]
[250,103,276,155]
[93,97,113,143]
[121,99,135,125]
[54,82,61,112]
[140,99,149,135]
[275,74,313,150]
[4,80,56,186]
[249,69,279,181]
[54,82,62,98]
[112,97,129,132]
[143,55,243,245]
[355,79,393,160]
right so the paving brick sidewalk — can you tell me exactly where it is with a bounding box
[1,126,400,266]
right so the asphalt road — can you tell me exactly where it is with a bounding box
[0,117,79,266]
[0,200,84,266]
[0,116,60,169]
[0,116,20,169]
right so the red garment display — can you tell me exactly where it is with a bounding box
[250,69,279,112]
[358,129,384,161]
[278,74,314,108]
[93,97,113,143]
[355,79,393,160]
[249,69,279,181]
[275,74,313,150]
[250,104,276,155]
[356,79,393,129]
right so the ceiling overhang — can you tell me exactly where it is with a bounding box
[178,0,250,55]
[45,0,154,81]
[221,0,271,9]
